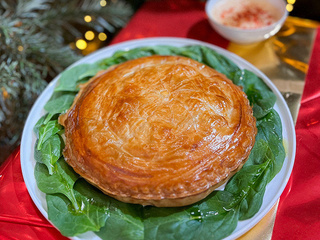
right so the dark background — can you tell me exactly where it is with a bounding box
[131,0,320,22]
[133,0,320,22]
[289,0,320,21]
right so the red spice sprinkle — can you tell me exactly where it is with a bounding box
[220,4,276,29]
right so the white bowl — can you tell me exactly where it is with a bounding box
[205,0,288,44]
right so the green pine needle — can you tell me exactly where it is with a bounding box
[0,0,134,162]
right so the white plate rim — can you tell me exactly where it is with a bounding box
[20,37,296,240]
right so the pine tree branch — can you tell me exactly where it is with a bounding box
[0,0,135,163]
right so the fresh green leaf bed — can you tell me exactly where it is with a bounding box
[20,38,296,240]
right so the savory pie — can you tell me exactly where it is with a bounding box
[59,55,257,207]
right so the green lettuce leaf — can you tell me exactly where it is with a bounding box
[44,91,77,115]
[46,190,109,236]
[232,69,277,119]
[34,134,64,174]
[35,159,79,210]
[95,186,144,240]
[36,119,63,150]
[54,63,101,92]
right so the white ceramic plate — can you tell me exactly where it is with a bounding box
[21,37,296,240]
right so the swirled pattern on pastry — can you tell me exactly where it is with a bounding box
[59,55,257,207]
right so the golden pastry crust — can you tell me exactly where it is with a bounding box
[59,55,257,207]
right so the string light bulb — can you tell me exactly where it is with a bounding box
[84,15,92,23]
[100,0,107,7]
[286,3,294,12]
[98,32,107,41]
[76,39,87,50]
[286,0,295,12]
[85,31,95,41]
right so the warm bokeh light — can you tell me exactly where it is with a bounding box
[100,0,107,7]
[286,3,294,12]
[18,46,24,52]
[287,0,296,4]
[84,15,92,23]
[98,32,107,41]
[76,39,87,50]
[1,87,9,99]
[69,42,76,50]
[85,31,95,41]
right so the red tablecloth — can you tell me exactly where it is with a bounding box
[1,0,320,239]
[272,26,320,240]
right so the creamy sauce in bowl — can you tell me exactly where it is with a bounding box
[212,0,281,29]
